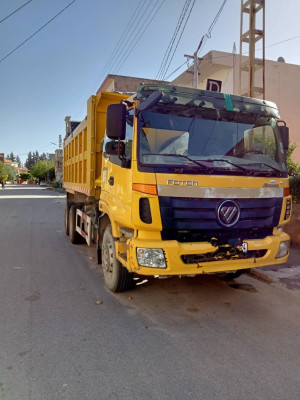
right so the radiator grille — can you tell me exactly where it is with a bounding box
[159,196,282,242]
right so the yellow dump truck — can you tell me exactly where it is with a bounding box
[63,84,292,292]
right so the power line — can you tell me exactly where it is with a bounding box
[104,1,155,75]
[91,0,148,92]
[0,0,33,24]
[73,0,158,119]
[163,60,188,81]
[15,144,58,157]
[156,0,190,80]
[91,0,158,92]
[195,0,228,55]
[167,34,300,86]
[265,35,300,50]
[115,0,166,74]
[73,0,166,120]
[160,0,195,81]
[0,0,77,64]
[156,0,193,81]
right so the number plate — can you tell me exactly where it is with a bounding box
[241,242,248,253]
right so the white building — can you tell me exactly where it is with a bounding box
[99,50,300,163]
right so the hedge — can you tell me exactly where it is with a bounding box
[290,176,300,200]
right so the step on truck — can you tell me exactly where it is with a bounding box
[63,84,292,292]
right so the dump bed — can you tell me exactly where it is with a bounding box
[63,91,128,198]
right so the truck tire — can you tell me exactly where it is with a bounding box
[69,205,83,244]
[102,224,133,292]
[96,226,102,265]
[64,203,71,236]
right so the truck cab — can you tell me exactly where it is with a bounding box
[99,84,291,291]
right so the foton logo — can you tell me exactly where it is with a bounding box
[167,180,198,186]
[217,200,240,228]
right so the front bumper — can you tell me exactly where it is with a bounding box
[127,232,290,276]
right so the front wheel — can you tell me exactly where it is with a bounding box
[102,224,133,292]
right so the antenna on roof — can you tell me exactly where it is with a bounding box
[232,42,237,54]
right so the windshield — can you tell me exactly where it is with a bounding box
[138,109,287,177]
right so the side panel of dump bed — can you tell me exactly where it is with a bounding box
[63,91,128,198]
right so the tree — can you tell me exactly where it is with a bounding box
[20,172,32,181]
[4,164,17,181]
[25,151,34,170]
[25,150,51,170]
[0,162,7,181]
[30,160,55,182]
[15,155,21,167]
[6,152,16,162]
[40,152,47,161]
[287,143,300,176]
[9,151,16,162]
[33,151,39,165]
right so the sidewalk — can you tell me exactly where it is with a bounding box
[250,246,300,291]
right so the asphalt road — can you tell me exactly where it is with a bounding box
[0,185,300,400]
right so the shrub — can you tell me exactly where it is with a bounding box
[290,176,300,202]
[287,143,300,176]
[52,181,60,189]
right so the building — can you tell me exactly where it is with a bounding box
[0,155,30,183]
[47,153,55,162]
[97,51,300,163]
[5,159,19,169]
[97,74,169,94]
[55,149,63,183]
[172,50,300,163]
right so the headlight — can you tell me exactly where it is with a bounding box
[276,241,289,259]
[136,248,166,268]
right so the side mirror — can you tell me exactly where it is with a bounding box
[105,141,125,156]
[279,125,289,150]
[106,104,126,140]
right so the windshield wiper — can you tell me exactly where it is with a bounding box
[205,158,285,176]
[204,158,250,174]
[244,162,285,176]
[143,153,213,172]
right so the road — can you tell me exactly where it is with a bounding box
[0,185,300,400]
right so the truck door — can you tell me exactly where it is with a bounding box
[101,109,134,227]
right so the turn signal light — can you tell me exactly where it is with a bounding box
[132,183,157,195]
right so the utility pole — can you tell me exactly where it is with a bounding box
[184,53,202,89]
[239,0,265,98]
[184,33,205,89]
[193,52,198,89]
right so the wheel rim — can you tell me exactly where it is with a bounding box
[103,241,114,278]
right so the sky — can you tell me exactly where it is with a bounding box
[0,0,299,165]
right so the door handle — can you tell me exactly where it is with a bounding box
[108,176,114,186]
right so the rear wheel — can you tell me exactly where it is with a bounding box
[102,224,133,292]
[64,203,72,236]
[69,205,83,244]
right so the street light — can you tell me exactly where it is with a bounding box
[50,135,62,149]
